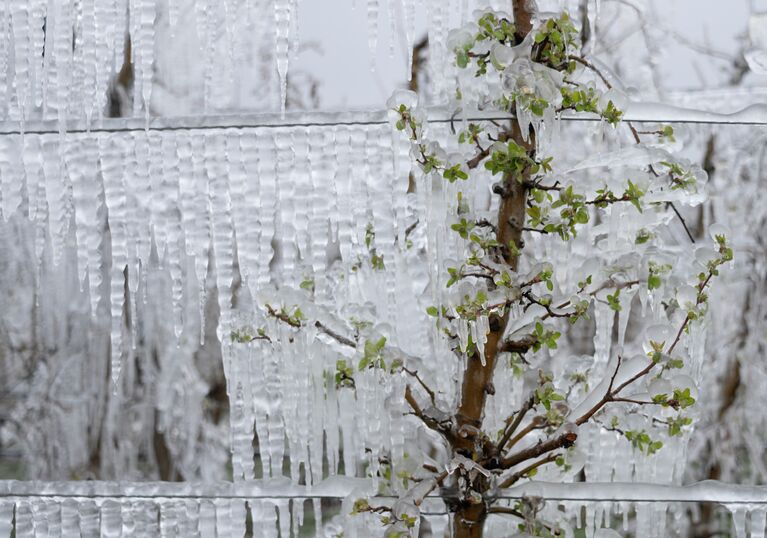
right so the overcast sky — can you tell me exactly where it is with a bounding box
[290,0,767,111]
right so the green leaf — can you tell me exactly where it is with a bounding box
[648,274,662,290]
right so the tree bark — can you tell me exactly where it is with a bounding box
[453,504,488,538]
[451,2,536,537]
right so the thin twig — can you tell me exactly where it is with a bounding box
[496,395,536,454]
[667,201,696,243]
[404,386,454,442]
[568,54,695,243]
[402,367,437,406]
[498,453,559,488]
[265,304,302,327]
[314,321,356,347]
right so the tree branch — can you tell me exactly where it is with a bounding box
[405,385,455,443]
[568,53,695,243]
[498,453,559,488]
[499,431,577,469]
[314,321,356,347]
[496,395,536,454]
[402,367,437,406]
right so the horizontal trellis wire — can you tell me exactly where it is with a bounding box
[0,101,766,136]
[0,480,765,505]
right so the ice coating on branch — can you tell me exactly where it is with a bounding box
[567,145,672,173]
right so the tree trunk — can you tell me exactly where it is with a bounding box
[453,505,488,538]
[451,1,536,536]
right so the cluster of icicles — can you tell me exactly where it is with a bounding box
[0,0,487,119]
[0,3,765,535]
[0,482,765,537]
[0,115,763,536]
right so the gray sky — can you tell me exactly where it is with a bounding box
[291,0,767,111]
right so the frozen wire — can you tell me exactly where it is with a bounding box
[1,102,767,136]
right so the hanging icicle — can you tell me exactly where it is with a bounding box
[274,0,293,114]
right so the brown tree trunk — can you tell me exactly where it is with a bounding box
[451,2,536,536]
[453,505,488,538]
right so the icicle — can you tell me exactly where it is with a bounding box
[290,0,300,61]
[275,128,297,279]
[367,0,379,70]
[403,0,415,81]
[185,133,212,343]
[348,125,368,264]
[292,499,305,537]
[726,505,748,538]
[39,7,54,113]
[0,502,11,537]
[100,500,122,537]
[426,0,447,99]
[80,0,98,121]
[264,342,287,478]
[112,0,128,79]
[231,500,248,537]
[308,346,326,487]
[616,285,637,353]
[205,133,236,334]
[230,344,256,481]
[24,136,47,261]
[30,0,46,110]
[312,498,322,538]
[192,0,208,111]
[592,301,613,374]
[212,499,232,537]
[94,0,115,119]
[180,501,200,536]
[52,0,73,124]
[0,3,9,119]
[161,132,184,335]
[199,500,216,537]
[333,126,354,266]
[457,317,469,353]
[13,501,32,538]
[751,507,767,538]
[158,502,174,537]
[16,133,31,219]
[249,500,279,538]
[324,367,341,476]
[275,500,291,538]
[99,133,128,384]
[78,501,100,538]
[367,125,397,320]
[339,389,358,477]
[168,0,179,27]
[120,502,135,535]
[255,130,277,288]
[274,0,293,114]
[61,501,79,537]
[307,128,333,298]
[475,315,489,366]
[140,0,156,117]
[66,135,105,314]
[123,131,152,349]
[290,128,310,264]
[10,1,32,120]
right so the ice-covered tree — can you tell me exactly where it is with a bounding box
[244,2,735,536]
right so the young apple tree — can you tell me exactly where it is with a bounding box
[254,2,732,536]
